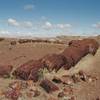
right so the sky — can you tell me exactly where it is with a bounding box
[0,0,100,37]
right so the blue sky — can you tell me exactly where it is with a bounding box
[0,0,100,37]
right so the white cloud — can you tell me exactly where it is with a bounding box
[42,21,53,30]
[56,24,72,29]
[7,18,72,31]
[24,4,35,11]
[3,18,73,37]
[0,30,10,34]
[92,22,100,29]
[45,22,52,27]
[8,18,19,27]
[7,18,33,28]
[39,20,72,30]
[21,21,33,28]
[40,21,72,30]
[0,30,34,37]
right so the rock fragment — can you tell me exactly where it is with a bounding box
[5,88,21,100]
[61,75,74,85]
[0,65,13,78]
[52,76,62,84]
[40,79,59,93]
[58,91,65,98]
[10,41,17,45]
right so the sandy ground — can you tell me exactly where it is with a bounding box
[0,37,100,100]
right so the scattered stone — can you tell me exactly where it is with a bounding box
[69,96,75,100]
[87,75,98,83]
[9,81,28,90]
[27,89,40,98]
[0,38,4,41]
[18,39,32,44]
[10,41,17,45]
[5,88,21,100]
[78,70,87,81]
[71,74,81,83]
[0,65,13,78]
[48,97,58,100]
[40,79,59,93]
[52,76,62,84]
[26,92,33,98]
[77,70,98,83]
[63,87,73,95]
[58,91,65,98]
[26,80,34,87]
[9,81,22,90]
[32,90,40,97]
[61,75,74,85]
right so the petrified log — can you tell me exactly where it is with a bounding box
[62,46,89,69]
[68,39,81,47]
[28,66,43,82]
[13,38,99,80]
[40,79,59,93]
[62,38,99,70]
[28,60,45,82]
[13,60,34,80]
[68,39,99,55]
[41,54,67,72]
[0,65,13,77]
[83,39,99,55]
[13,60,44,81]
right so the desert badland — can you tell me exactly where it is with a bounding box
[0,36,100,100]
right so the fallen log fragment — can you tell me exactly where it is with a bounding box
[40,79,59,93]
[0,65,13,77]
[13,60,44,81]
